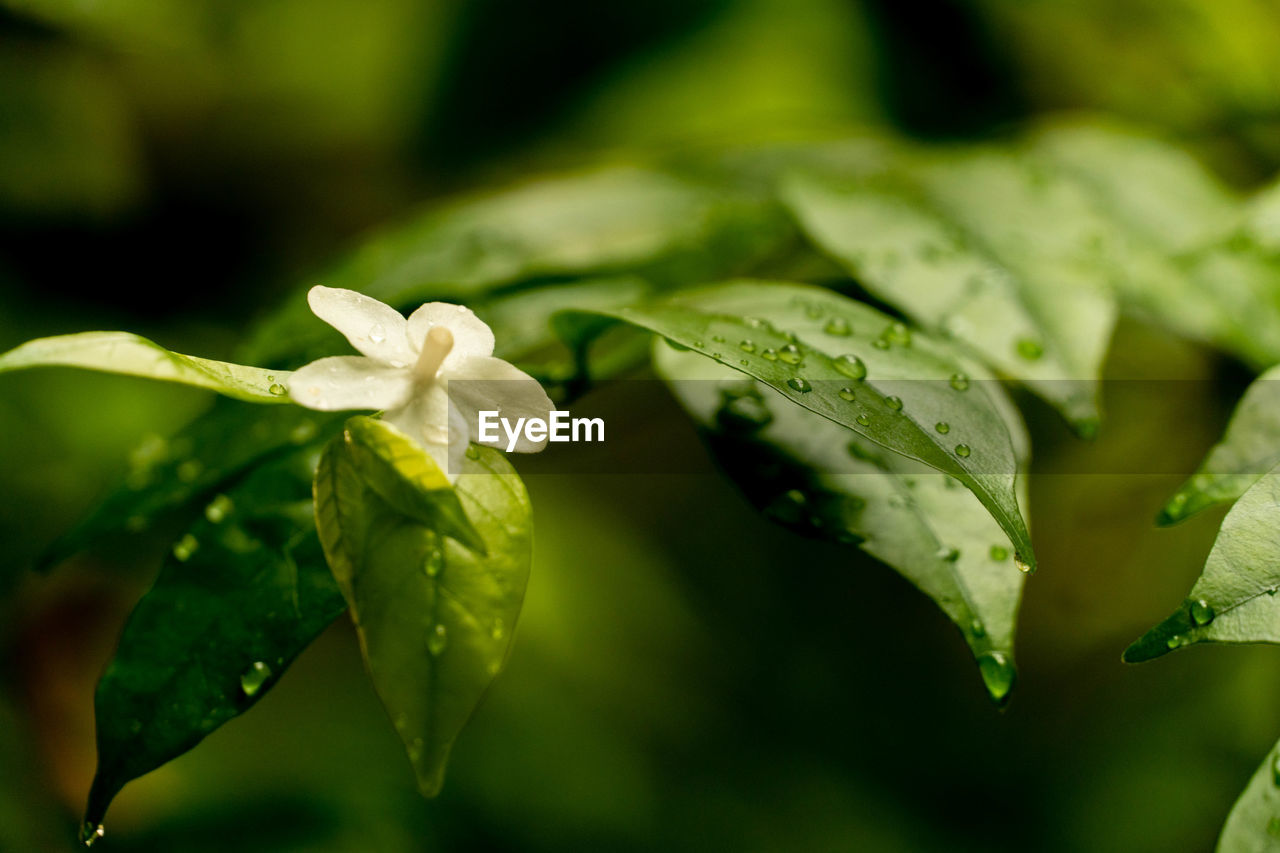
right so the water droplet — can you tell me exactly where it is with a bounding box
[872,338,890,350]
[778,344,803,365]
[886,322,911,345]
[693,339,705,349]
[762,348,778,361]
[239,661,271,697]
[1016,338,1044,360]
[465,445,480,460]
[172,534,199,562]
[1014,552,1033,574]
[1166,634,1184,650]
[954,444,971,458]
[369,323,386,343]
[884,396,903,411]
[739,340,757,353]
[949,373,970,391]
[935,422,950,434]
[428,624,448,656]
[838,387,856,401]
[803,302,824,320]
[989,545,1009,561]
[970,619,986,638]
[855,414,871,426]
[269,383,287,396]
[1190,599,1215,626]
[745,317,768,329]
[833,354,867,380]
[176,459,203,483]
[786,377,812,393]
[424,549,444,578]
[712,335,725,343]
[824,317,851,336]
[81,822,105,847]
[204,494,233,524]
[977,651,1016,705]
[936,546,960,562]
[739,359,749,366]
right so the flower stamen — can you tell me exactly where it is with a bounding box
[414,326,454,383]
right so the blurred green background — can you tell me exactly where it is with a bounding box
[4,0,1280,850]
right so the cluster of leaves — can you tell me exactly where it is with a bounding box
[4,118,1280,847]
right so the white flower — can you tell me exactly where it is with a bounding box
[289,286,554,481]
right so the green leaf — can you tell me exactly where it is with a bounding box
[782,162,1115,430]
[1160,367,1280,525]
[314,425,532,796]
[84,449,347,835]
[1125,465,1280,663]
[341,417,486,554]
[1216,736,1280,852]
[654,343,1027,703]
[0,332,292,403]
[1028,122,1280,369]
[38,400,342,570]
[1028,122,1240,254]
[563,280,1036,571]
[240,167,788,368]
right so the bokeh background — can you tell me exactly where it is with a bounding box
[4,1,1280,850]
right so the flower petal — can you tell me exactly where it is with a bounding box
[308,285,413,365]
[406,303,495,367]
[288,357,413,411]
[382,384,469,482]
[445,355,555,453]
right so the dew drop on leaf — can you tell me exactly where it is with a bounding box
[465,445,480,460]
[739,340,756,353]
[833,354,867,380]
[838,387,856,401]
[269,383,287,396]
[1166,635,1184,650]
[970,619,986,639]
[786,377,812,393]
[885,322,911,345]
[824,317,851,336]
[369,323,386,344]
[762,348,778,361]
[936,546,960,562]
[884,396,903,411]
[428,624,448,656]
[81,822,105,848]
[935,422,950,434]
[1014,552,1033,574]
[1016,338,1044,360]
[239,661,271,697]
[949,373,969,391]
[204,494,234,524]
[872,338,890,350]
[954,444,971,458]
[977,651,1017,705]
[855,414,871,426]
[1190,599,1216,626]
[778,344,803,365]
[172,534,199,562]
